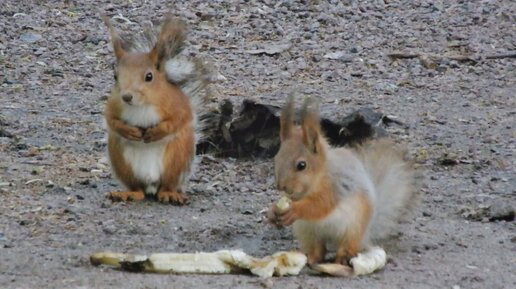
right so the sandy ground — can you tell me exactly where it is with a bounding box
[0,1,515,288]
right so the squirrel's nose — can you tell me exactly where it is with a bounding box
[122,94,133,103]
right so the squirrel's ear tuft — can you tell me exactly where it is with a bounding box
[280,94,295,141]
[102,15,126,60]
[301,97,321,154]
[150,16,186,70]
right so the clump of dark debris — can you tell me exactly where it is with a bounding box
[198,99,400,158]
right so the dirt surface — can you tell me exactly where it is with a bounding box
[1,1,515,288]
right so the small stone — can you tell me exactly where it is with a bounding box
[323,51,354,62]
[373,81,399,94]
[423,243,438,250]
[419,54,438,69]
[439,157,458,166]
[85,35,103,45]
[240,208,253,215]
[449,60,460,68]
[436,64,447,72]
[20,32,42,43]
[259,278,274,288]
[488,200,515,222]
[19,220,30,226]
[102,221,116,235]
[455,240,468,248]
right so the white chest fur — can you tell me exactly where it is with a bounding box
[121,104,161,128]
[120,104,164,195]
[122,140,167,195]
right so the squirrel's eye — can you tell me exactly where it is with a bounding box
[296,161,306,171]
[145,72,153,82]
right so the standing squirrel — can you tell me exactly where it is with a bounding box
[269,97,417,265]
[102,16,212,205]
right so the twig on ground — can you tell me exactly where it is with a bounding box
[485,52,516,60]
[388,51,516,63]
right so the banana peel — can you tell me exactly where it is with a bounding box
[90,250,307,278]
[90,252,147,267]
[90,247,386,277]
[350,246,387,275]
[310,246,387,277]
[275,196,291,213]
[91,196,385,278]
[309,263,354,277]
[91,246,385,278]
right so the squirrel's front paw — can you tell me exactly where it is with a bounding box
[278,207,299,226]
[268,202,298,227]
[121,126,143,141]
[143,126,165,143]
[267,205,281,226]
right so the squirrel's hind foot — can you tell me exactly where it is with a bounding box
[157,191,189,205]
[108,191,145,202]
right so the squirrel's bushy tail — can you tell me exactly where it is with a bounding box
[122,19,218,143]
[354,139,419,240]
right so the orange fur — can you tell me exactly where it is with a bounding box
[279,94,295,141]
[274,97,333,220]
[104,98,143,141]
[109,191,145,202]
[291,177,337,221]
[103,16,196,205]
[306,241,326,265]
[102,15,125,59]
[107,132,142,190]
[158,122,195,204]
[157,191,188,204]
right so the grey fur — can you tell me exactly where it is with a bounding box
[352,139,419,240]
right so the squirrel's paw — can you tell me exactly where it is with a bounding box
[267,203,298,227]
[108,191,145,202]
[157,191,189,205]
[143,126,166,143]
[277,206,299,226]
[120,126,143,141]
[267,205,281,227]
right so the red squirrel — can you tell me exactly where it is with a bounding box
[269,97,417,265]
[102,16,211,205]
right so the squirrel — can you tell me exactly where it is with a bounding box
[268,96,417,265]
[102,16,212,205]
